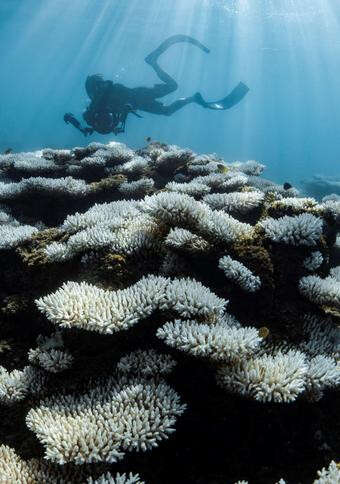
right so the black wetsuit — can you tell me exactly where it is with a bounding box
[64,35,249,136]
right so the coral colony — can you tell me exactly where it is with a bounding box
[0,141,339,483]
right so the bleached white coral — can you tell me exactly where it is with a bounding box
[220,173,249,191]
[218,255,261,292]
[157,318,262,361]
[115,156,150,176]
[36,276,227,334]
[141,192,253,244]
[188,160,221,176]
[272,197,318,211]
[153,148,192,172]
[0,223,38,249]
[73,155,107,168]
[44,241,71,262]
[28,348,74,373]
[160,277,227,322]
[229,160,265,176]
[117,349,177,377]
[118,178,154,197]
[46,214,159,262]
[0,445,89,482]
[61,200,141,233]
[198,210,254,244]
[87,472,145,484]
[259,213,323,246]
[165,181,211,197]
[141,192,209,227]
[319,199,340,220]
[0,176,88,200]
[26,377,186,464]
[217,350,308,403]
[203,191,264,214]
[303,251,323,271]
[299,275,340,308]
[314,460,340,483]
[0,365,46,404]
[330,266,340,282]
[73,142,134,167]
[194,173,229,189]
[8,154,62,174]
[0,206,16,225]
[165,228,210,252]
[36,276,166,334]
[305,355,339,399]
[301,314,340,358]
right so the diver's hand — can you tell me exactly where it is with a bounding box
[124,104,142,118]
[81,127,94,137]
[64,113,75,124]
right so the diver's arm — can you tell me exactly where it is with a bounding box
[113,114,127,135]
[63,113,94,136]
[112,105,143,135]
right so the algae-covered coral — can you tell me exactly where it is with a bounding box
[0,141,339,483]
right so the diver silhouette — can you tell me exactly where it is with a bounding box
[64,34,249,136]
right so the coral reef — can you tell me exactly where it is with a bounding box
[0,140,339,483]
[301,174,340,200]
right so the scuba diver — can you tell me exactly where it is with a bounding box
[64,34,249,136]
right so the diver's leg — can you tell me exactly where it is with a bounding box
[142,95,199,116]
[145,35,209,65]
[150,64,178,94]
[144,35,210,98]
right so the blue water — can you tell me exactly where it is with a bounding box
[1,0,339,186]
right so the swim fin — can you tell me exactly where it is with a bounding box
[195,82,249,110]
[145,34,210,64]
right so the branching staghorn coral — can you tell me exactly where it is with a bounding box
[1,140,339,484]
[330,265,340,281]
[28,348,74,373]
[217,350,308,403]
[35,276,227,334]
[303,251,324,271]
[0,365,47,405]
[218,255,261,292]
[45,213,160,262]
[165,227,211,253]
[197,209,254,244]
[118,178,155,197]
[117,349,177,377]
[259,213,324,246]
[61,200,141,233]
[165,180,211,197]
[203,191,264,214]
[0,223,38,249]
[141,192,210,228]
[313,461,340,483]
[0,176,88,200]
[157,317,262,361]
[87,472,145,484]
[299,274,340,309]
[153,148,193,173]
[229,160,266,176]
[0,445,88,483]
[26,376,186,464]
[300,314,340,358]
